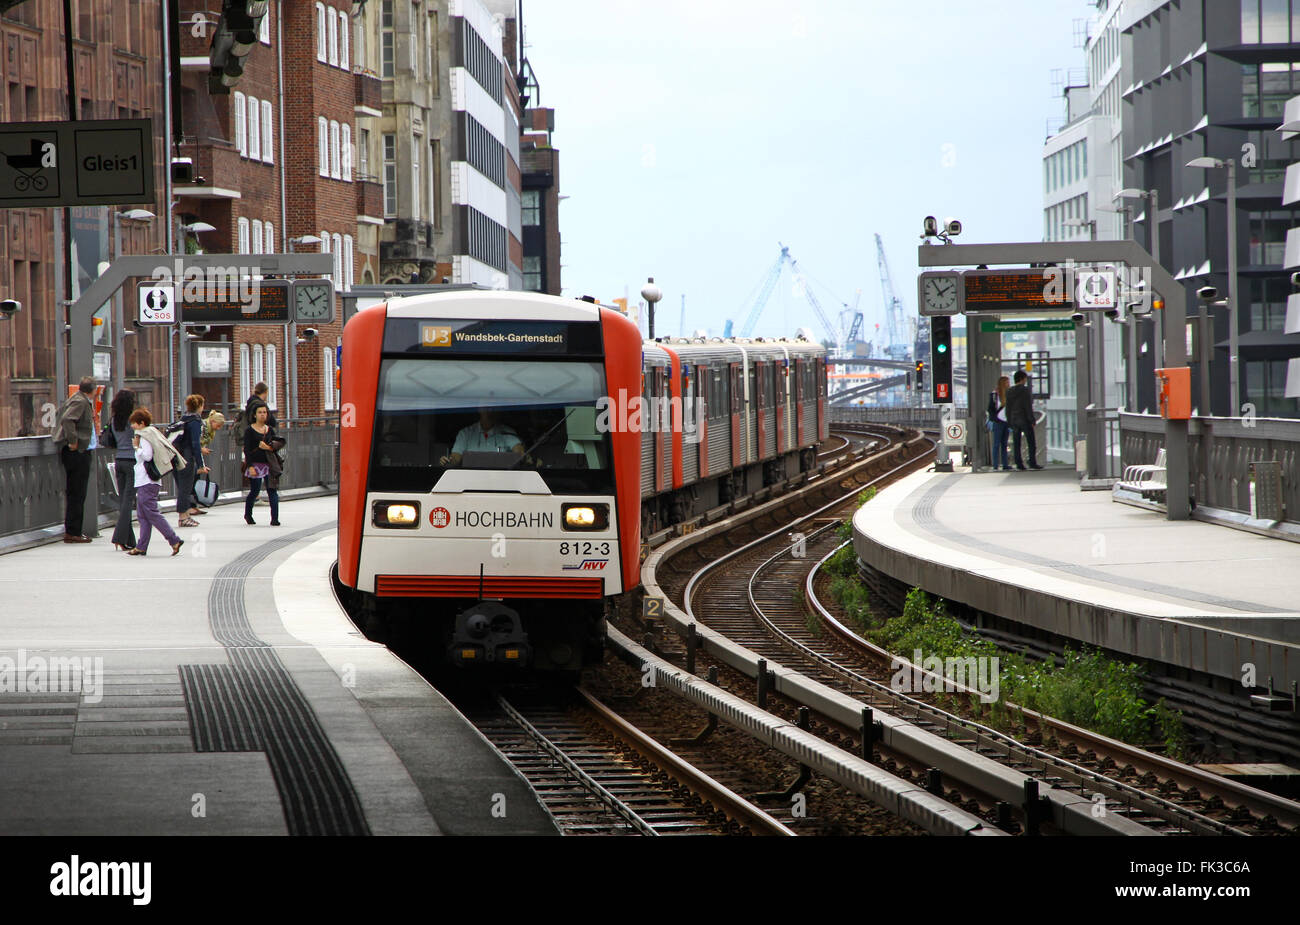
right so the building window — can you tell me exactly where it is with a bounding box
[522,190,540,226]
[318,117,329,177]
[342,124,352,181]
[426,11,436,85]
[239,343,251,402]
[330,121,341,179]
[316,3,327,62]
[339,10,349,69]
[264,221,274,254]
[358,128,370,178]
[430,138,440,228]
[266,345,278,411]
[381,0,394,77]
[523,256,542,291]
[234,92,247,156]
[328,7,339,66]
[252,219,263,254]
[412,133,421,222]
[383,134,397,216]
[260,9,270,44]
[355,14,366,72]
[253,343,265,389]
[332,233,343,289]
[237,217,249,254]
[410,1,419,78]
[343,234,354,290]
[324,347,337,411]
[247,94,260,161]
[262,100,274,164]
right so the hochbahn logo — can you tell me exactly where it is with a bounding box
[429,507,450,528]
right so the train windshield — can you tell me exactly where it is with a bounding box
[369,357,615,494]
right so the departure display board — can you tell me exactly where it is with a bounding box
[963,269,1075,313]
[180,280,290,324]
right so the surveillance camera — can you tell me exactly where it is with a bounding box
[302,327,319,340]
[922,216,938,237]
[1104,308,1120,321]
[1196,286,1218,301]
[0,299,21,317]
[1291,271,1300,289]
[190,324,211,336]
[944,218,962,236]
[1070,312,1085,325]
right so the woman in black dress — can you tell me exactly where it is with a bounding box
[242,403,280,525]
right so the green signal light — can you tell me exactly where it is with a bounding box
[936,343,948,353]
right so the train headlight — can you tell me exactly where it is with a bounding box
[373,501,421,528]
[561,503,609,531]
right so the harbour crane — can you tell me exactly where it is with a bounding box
[874,233,911,363]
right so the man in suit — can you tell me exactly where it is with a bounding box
[1005,370,1042,470]
[53,377,97,541]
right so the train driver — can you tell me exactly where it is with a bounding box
[440,407,525,466]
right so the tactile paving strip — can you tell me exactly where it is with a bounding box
[179,524,371,836]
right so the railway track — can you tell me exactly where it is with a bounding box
[637,425,1300,835]
[459,689,792,836]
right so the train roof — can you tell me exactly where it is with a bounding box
[380,290,605,322]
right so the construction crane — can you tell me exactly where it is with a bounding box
[787,251,840,352]
[840,289,863,355]
[874,233,910,363]
[738,244,790,338]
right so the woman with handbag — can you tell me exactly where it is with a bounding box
[104,389,138,551]
[242,403,281,526]
[174,394,207,527]
[987,376,1012,471]
[127,409,185,557]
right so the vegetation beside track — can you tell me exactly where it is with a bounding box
[823,491,1189,757]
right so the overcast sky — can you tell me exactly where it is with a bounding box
[523,0,1088,342]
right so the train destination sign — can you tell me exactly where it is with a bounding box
[180,279,291,324]
[383,319,605,355]
[963,269,1076,313]
[980,319,1076,333]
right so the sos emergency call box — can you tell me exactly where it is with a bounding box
[1155,367,1191,420]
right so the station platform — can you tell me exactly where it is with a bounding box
[0,496,558,836]
[852,466,1300,693]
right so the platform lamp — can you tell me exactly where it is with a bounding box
[1114,187,1160,369]
[286,235,323,421]
[641,277,662,341]
[181,221,216,253]
[1186,156,1240,417]
[112,209,156,392]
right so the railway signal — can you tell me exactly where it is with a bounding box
[914,360,924,391]
[930,315,953,403]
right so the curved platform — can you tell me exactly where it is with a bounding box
[853,466,1300,693]
[0,497,557,836]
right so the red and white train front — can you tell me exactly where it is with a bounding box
[338,291,643,671]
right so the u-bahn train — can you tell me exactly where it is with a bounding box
[337,290,828,671]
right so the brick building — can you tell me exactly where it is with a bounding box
[0,0,170,436]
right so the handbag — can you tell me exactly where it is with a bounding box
[194,475,219,507]
[144,457,162,481]
[99,425,118,449]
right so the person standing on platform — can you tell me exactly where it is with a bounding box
[127,409,185,557]
[1006,370,1042,470]
[242,403,281,526]
[53,376,97,543]
[174,395,206,527]
[106,389,138,550]
[986,376,1011,471]
[193,410,226,513]
[244,381,278,429]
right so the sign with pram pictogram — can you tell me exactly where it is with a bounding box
[0,119,154,208]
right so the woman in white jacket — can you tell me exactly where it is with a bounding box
[127,409,185,557]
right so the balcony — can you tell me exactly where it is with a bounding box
[380,219,436,262]
[354,70,382,116]
[174,140,243,199]
[356,177,383,220]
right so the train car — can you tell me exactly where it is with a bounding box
[338,290,827,672]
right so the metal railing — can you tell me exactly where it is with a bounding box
[1120,413,1300,523]
[0,419,339,540]
[829,406,969,430]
